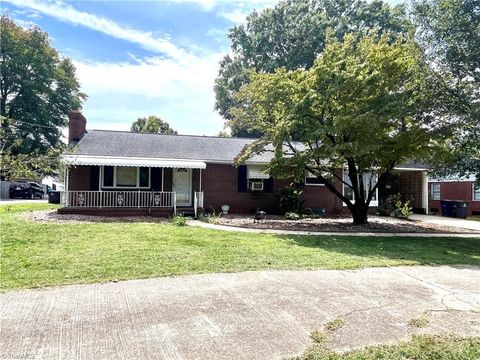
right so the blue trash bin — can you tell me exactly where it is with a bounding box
[440,200,453,217]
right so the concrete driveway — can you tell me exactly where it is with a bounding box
[1,266,479,360]
[411,214,480,232]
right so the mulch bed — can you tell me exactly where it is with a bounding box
[18,210,168,224]
[18,210,475,233]
[215,214,475,233]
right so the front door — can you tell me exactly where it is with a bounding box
[173,168,192,206]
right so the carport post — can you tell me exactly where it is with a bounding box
[422,171,429,215]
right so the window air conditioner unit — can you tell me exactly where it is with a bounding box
[250,181,264,191]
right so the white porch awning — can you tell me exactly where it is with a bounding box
[61,155,207,169]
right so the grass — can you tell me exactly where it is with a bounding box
[408,312,430,328]
[294,334,480,359]
[325,319,345,332]
[1,203,480,290]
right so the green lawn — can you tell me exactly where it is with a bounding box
[1,203,479,290]
[294,334,480,359]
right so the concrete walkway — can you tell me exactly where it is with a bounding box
[411,214,480,231]
[1,266,479,359]
[0,199,48,205]
[187,219,480,237]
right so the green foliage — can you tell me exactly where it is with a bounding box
[215,0,411,137]
[0,146,63,179]
[325,319,344,332]
[131,115,177,134]
[285,212,302,221]
[413,0,480,181]
[199,212,222,224]
[0,15,85,164]
[279,185,304,214]
[394,199,414,220]
[377,194,401,217]
[231,32,444,224]
[294,334,480,360]
[170,214,187,226]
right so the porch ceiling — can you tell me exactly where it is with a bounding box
[61,155,207,169]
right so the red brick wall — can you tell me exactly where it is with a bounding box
[200,163,344,214]
[68,164,410,216]
[302,170,344,213]
[398,171,423,208]
[429,181,480,216]
[68,110,87,144]
[68,166,90,190]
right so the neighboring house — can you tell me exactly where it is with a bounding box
[429,177,480,216]
[59,111,430,216]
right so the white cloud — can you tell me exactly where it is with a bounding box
[74,54,225,134]
[4,0,190,62]
[218,8,252,24]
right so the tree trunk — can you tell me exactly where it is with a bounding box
[351,203,369,225]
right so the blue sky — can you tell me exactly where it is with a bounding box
[3,0,403,136]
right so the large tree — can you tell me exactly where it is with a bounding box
[131,115,177,135]
[413,0,480,180]
[231,32,448,225]
[0,15,85,179]
[215,0,411,137]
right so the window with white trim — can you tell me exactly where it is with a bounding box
[102,166,150,188]
[342,170,378,205]
[473,183,480,201]
[304,171,325,186]
[431,183,441,200]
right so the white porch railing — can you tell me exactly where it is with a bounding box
[65,191,176,208]
[194,191,204,218]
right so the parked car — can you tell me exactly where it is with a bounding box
[9,180,45,199]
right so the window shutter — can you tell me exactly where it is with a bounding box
[90,166,100,190]
[238,165,247,192]
[264,177,274,193]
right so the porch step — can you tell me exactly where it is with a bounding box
[177,207,195,217]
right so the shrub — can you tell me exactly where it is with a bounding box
[170,214,187,226]
[285,212,302,220]
[377,194,398,216]
[395,199,414,219]
[199,212,222,224]
[279,185,304,214]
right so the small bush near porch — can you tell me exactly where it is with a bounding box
[1,204,479,291]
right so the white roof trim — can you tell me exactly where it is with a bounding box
[61,155,206,169]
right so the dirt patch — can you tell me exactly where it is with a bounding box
[215,214,475,233]
[18,209,168,224]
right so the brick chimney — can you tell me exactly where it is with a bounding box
[68,110,87,144]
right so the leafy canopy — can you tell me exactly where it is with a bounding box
[0,15,85,179]
[413,0,480,180]
[231,32,445,224]
[215,0,412,137]
[131,116,178,135]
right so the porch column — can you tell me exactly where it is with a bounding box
[65,166,69,207]
[199,169,202,192]
[422,171,429,214]
[161,168,164,191]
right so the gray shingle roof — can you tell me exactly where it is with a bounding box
[71,130,272,163]
[71,129,428,169]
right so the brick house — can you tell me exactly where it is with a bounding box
[429,177,480,216]
[59,111,430,216]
